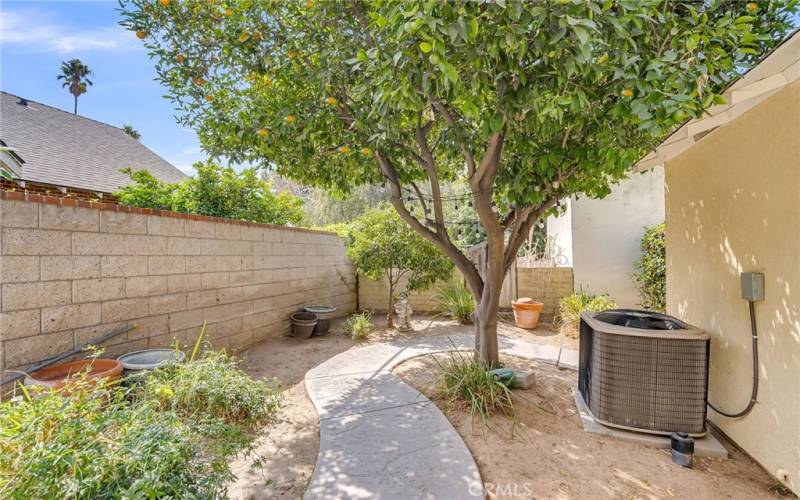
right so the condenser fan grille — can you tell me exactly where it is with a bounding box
[579,310,710,436]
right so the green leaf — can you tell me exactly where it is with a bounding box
[419,42,432,53]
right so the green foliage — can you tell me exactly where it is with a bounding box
[434,349,514,424]
[438,281,475,324]
[344,311,374,342]
[556,290,617,338]
[115,168,176,210]
[122,124,141,140]
[0,351,281,499]
[346,206,453,298]
[121,0,796,206]
[115,163,305,225]
[633,223,666,312]
[137,349,282,427]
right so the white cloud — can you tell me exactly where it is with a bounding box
[0,9,139,54]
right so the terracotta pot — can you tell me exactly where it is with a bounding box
[24,359,123,392]
[511,297,544,329]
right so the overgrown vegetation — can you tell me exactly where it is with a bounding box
[344,311,374,342]
[556,290,617,338]
[122,0,797,365]
[0,349,281,499]
[438,281,475,324]
[434,349,514,424]
[633,223,666,312]
[342,207,453,327]
[115,162,304,225]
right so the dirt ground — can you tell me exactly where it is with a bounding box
[393,352,789,500]
[224,316,593,499]
[226,315,566,499]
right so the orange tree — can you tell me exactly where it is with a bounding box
[121,0,796,364]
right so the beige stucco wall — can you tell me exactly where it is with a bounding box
[665,79,800,493]
[0,199,356,377]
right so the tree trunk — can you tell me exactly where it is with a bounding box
[474,290,501,366]
[471,230,506,366]
[387,280,395,328]
[73,95,78,115]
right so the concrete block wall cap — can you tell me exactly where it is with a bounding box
[0,189,338,236]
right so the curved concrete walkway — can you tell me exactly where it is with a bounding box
[304,333,578,499]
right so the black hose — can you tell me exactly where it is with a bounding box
[708,301,759,418]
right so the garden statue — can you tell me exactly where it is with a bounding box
[394,297,413,331]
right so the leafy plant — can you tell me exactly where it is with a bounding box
[344,311,373,342]
[434,349,514,425]
[122,124,141,140]
[633,223,666,312]
[138,349,281,427]
[121,0,797,364]
[0,347,281,499]
[115,162,305,225]
[438,281,475,324]
[344,207,453,327]
[556,290,617,338]
[0,384,233,498]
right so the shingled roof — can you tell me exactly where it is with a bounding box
[0,91,187,193]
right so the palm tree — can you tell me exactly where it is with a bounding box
[57,59,93,114]
[122,125,141,140]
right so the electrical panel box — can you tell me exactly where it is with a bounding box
[741,272,765,302]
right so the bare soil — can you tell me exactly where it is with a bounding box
[224,317,584,499]
[393,352,788,500]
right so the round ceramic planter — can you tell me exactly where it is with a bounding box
[304,305,337,335]
[511,297,544,329]
[290,311,318,338]
[24,359,123,392]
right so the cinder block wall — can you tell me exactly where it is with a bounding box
[0,195,356,375]
[516,267,574,321]
[360,266,574,322]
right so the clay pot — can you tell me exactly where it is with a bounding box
[511,297,544,329]
[290,312,318,338]
[24,359,123,392]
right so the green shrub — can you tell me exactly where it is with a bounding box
[438,281,475,324]
[115,163,305,225]
[138,349,281,427]
[0,350,282,499]
[0,385,232,498]
[556,290,617,337]
[434,350,514,424]
[344,311,373,342]
[633,223,666,312]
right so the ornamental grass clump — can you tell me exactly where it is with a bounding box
[434,349,514,425]
[344,310,373,342]
[437,281,476,324]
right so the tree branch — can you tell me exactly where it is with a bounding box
[376,151,484,298]
[349,0,374,48]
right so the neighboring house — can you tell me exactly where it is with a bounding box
[642,30,800,495]
[0,91,186,196]
[545,166,664,307]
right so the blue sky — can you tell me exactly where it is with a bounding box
[0,0,204,174]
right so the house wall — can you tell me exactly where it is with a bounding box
[0,195,356,377]
[566,166,664,307]
[665,80,800,494]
